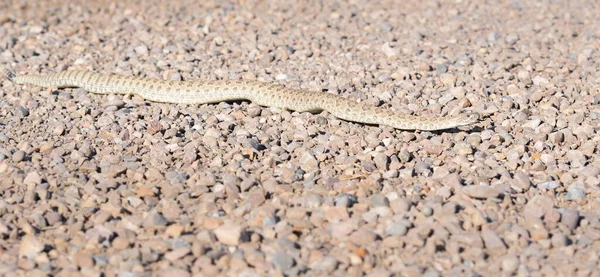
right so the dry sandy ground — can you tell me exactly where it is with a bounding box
[0,0,599,276]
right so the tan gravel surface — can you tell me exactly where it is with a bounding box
[1,0,600,276]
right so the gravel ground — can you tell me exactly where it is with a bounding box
[0,0,599,276]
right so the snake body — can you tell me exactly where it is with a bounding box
[3,69,479,130]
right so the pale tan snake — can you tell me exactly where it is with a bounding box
[2,68,479,131]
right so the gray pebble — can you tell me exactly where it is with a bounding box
[372,194,390,207]
[38,262,52,271]
[378,74,391,83]
[455,55,473,66]
[438,93,455,105]
[488,32,499,43]
[263,215,278,227]
[422,206,433,217]
[249,139,262,151]
[380,23,392,32]
[565,186,586,201]
[522,118,541,129]
[537,181,559,190]
[550,233,569,248]
[172,237,191,249]
[93,255,108,267]
[382,169,398,179]
[315,116,328,125]
[273,251,295,271]
[309,256,338,272]
[548,132,564,144]
[505,33,520,44]
[304,194,323,208]
[335,194,357,207]
[15,106,29,117]
[30,213,47,228]
[435,63,448,75]
[167,171,187,185]
[577,235,594,246]
[397,149,412,162]
[361,160,376,172]
[560,209,580,230]
[145,211,168,228]
[414,161,432,176]
[386,223,408,236]
[45,211,62,225]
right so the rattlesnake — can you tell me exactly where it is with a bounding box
[2,68,480,131]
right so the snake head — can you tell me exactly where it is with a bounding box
[460,112,481,126]
[2,67,16,82]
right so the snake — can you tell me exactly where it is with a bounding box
[2,68,480,131]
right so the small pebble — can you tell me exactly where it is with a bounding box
[390,198,411,214]
[501,254,520,273]
[350,229,378,246]
[435,64,448,75]
[512,171,531,192]
[386,223,408,236]
[134,45,149,55]
[73,251,94,268]
[560,209,580,230]
[15,106,29,117]
[372,194,390,207]
[12,150,26,162]
[102,100,126,109]
[23,171,42,186]
[565,187,586,201]
[550,233,569,248]
[309,256,338,272]
[335,194,357,207]
[461,185,500,199]
[214,223,242,246]
[421,206,433,217]
[144,212,168,228]
[537,181,559,190]
[19,235,44,259]
[482,229,507,255]
[273,251,295,271]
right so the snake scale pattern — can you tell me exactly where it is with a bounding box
[3,68,480,130]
